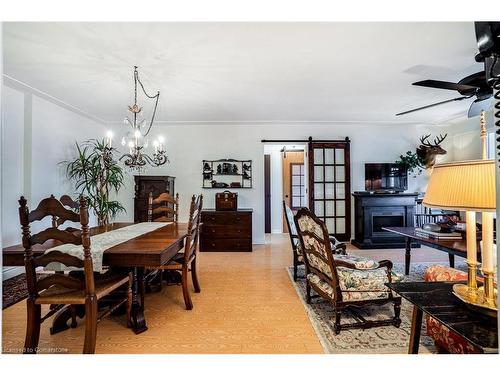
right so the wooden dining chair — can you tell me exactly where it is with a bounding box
[146,194,203,310]
[148,192,179,222]
[19,195,132,354]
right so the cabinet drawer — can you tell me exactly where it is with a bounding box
[202,224,251,239]
[201,212,251,226]
[200,238,252,252]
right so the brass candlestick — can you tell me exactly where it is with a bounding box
[453,260,479,304]
[481,270,497,309]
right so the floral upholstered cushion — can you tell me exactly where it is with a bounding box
[424,265,468,282]
[297,215,325,240]
[426,315,481,354]
[307,267,393,302]
[333,254,379,270]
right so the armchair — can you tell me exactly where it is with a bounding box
[294,207,401,334]
[283,201,346,281]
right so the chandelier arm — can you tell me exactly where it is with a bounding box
[142,94,160,137]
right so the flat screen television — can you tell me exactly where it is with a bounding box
[365,163,408,192]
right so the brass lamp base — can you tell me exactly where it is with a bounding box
[453,283,498,318]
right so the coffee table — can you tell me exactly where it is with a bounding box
[386,281,498,354]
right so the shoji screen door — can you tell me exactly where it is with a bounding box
[308,140,351,241]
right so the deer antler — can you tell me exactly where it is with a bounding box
[433,133,447,145]
[419,134,432,146]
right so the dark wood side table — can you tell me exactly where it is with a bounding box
[382,227,482,275]
[386,281,498,354]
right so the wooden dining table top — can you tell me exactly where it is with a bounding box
[2,222,188,268]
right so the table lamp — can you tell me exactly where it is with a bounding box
[423,159,497,315]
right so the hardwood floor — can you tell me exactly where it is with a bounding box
[2,234,449,354]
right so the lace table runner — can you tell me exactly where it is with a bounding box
[45,222,171,272]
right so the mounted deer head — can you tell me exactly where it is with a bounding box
[416,133,447,168]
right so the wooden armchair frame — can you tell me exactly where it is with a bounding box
[283,201,347,281]
[19,195,132,354]
[294,207,401,334]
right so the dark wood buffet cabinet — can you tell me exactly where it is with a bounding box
[200,209,253,252]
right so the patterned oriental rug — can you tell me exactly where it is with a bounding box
[287,261,467,354]
[2,273,48,310]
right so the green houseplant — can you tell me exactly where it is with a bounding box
[395,150,423,177]
[62,139,125,226]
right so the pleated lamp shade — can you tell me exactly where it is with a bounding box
[423,159,496,212]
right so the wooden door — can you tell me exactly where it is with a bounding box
[308,142,351,241]
[282,151,305,232]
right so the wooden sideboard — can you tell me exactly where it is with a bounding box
[200,209,252,252]
[134,175,175,222]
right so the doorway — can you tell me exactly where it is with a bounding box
[263,144,308,235]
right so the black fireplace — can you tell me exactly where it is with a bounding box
[351,192,419,249]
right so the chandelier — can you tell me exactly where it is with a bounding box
[116,66,168,170]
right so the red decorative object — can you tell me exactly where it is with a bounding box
[424,265,481,354]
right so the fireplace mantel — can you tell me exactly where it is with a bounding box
[351,192,420,249]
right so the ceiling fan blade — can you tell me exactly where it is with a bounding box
[412,80,478,93]
[467,97,493,118]
[396,96,471,116]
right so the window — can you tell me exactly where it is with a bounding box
[290,163,305,209]
[487,131,496,160]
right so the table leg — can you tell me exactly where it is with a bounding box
[130,266,148,334]
[405,237,412,275]
[408,306,423,354]
[448,254,455,268]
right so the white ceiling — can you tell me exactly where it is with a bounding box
[3,22,483,124]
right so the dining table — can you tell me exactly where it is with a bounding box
[2,222,188,334]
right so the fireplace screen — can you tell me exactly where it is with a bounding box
[372,215,404,233]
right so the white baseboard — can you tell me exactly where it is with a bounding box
[271,229,283,234]
[2,267,24,280]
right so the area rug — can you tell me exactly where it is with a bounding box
[287,261,466,354]
[2,273,49,310]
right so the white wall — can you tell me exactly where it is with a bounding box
[446,110,495,161]
[1,82,106,249]
[112,122,453,244]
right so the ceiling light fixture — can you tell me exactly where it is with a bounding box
[115,66,168,171]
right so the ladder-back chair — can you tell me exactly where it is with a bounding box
[148,192,179,222]
[19,195,132,354]
[146,194,203,310]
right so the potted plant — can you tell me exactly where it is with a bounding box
[395,150,423,177]
[62,139,125,226]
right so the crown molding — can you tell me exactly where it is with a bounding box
[2,74,107,125]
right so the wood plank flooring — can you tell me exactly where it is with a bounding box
[2,234,449,354]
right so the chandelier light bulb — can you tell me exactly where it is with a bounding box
[134,130,141,138]
[121,137,126,146]
[128,140,134,148]
[158,136,165,144]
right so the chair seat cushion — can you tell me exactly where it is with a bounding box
[35,272,129,305]
[333,254,379,270]
[307,267,393,302]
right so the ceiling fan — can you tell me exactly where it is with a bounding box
[396,70,493,117]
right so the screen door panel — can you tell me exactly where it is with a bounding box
[308,142,351,241]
